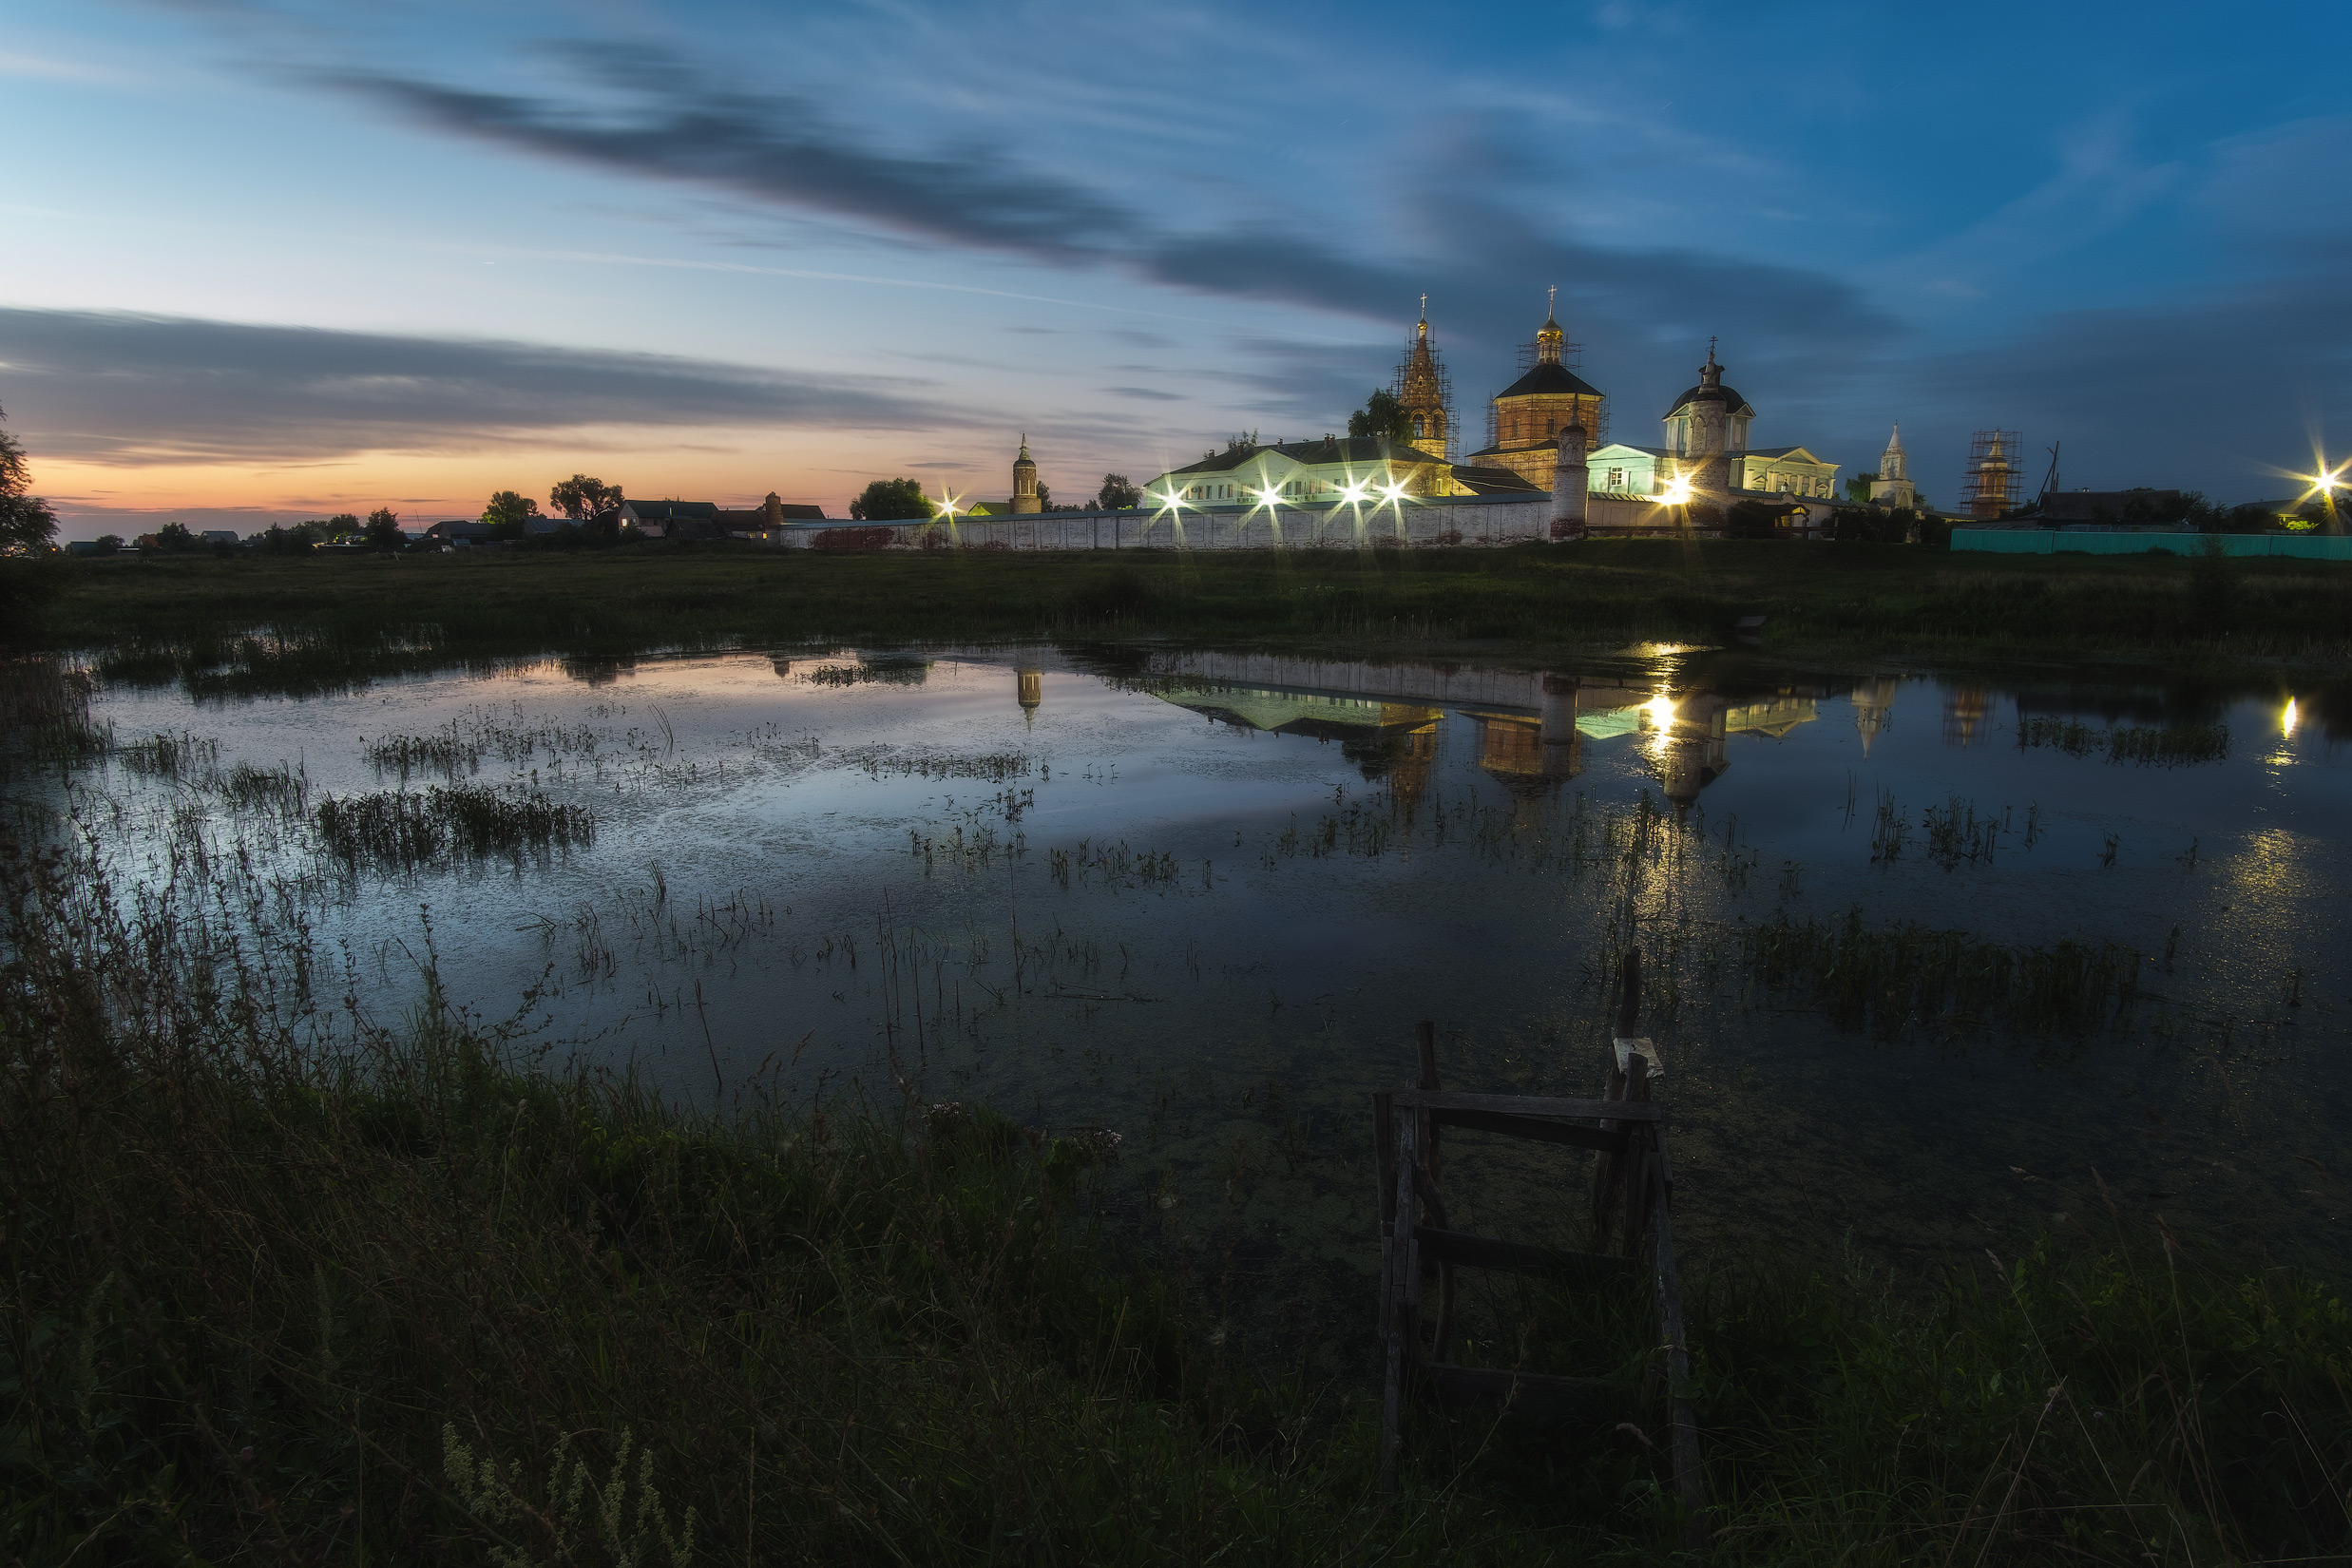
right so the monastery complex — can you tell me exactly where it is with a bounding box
[1137,298,1850,523]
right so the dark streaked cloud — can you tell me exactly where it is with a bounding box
[320,48,1897,361]
[336,50,1132,261]
[0,307,949,464]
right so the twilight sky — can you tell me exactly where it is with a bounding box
[4,0,2346,532]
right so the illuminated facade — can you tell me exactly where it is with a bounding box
[1578,348,1839,502]
[1138,436,1539,509]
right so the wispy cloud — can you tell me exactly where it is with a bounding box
[0,307,951,465]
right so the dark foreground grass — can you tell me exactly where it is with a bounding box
[18,540,2352,697]
[4,826,2349,1565]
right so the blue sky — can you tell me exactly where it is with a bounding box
[3,0,2345,529]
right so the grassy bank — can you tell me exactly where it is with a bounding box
[3,822,2347,1565]
[16,540,2352,696]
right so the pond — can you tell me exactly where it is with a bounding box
[35,642,2352,1372]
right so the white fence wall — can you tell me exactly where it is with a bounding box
[777,494,1674,551]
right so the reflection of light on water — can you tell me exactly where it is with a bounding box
[2284,697,2300,737]
[1643,691,1677,755]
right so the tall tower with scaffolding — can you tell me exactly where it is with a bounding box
[1960,430,2023,520]
[1392,296,1454,462]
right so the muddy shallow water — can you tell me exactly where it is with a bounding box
[45,642,2352,1370]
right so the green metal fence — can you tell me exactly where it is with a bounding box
[1950,528,2352,560]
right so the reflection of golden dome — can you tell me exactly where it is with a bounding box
[1017,667,1042,711]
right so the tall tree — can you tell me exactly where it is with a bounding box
[0,402,57,556]
[1096,474,1142,509]
[365,507,404,551]
[482,491,543,533]
[1348,390,1411,443]
[550,474,624,521]
[848,478,933,522]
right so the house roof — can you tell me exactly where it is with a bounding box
[1494,361,1605,400]
[1448,465,1544,495]
[1740,447,1828,465]
[1160,437,1443,478]
[622,500,720,520]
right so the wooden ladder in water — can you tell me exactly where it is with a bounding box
[1373,949,1707,1549]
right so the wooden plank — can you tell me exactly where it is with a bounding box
[1391,1089,1661,1124]
[1646,1153,1710,1549]
[1623,1058,1653,1252]
[1423,1362,1635,1424]
[1416,1019,1441,1185]
[1374,1092,1395,1341]
[1429,1107,1630,1154]
[1592,1040,1629,1248]
[1413,1226,1632,1286]
[1381,1114,1419,1497]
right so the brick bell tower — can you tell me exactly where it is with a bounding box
[1011,436,1041,515]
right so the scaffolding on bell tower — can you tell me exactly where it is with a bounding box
[1391,296,1456,462]
[1959,430,2024,520]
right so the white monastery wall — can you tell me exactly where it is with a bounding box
[777,494,1675,552]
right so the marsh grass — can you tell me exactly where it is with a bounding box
[0,657,110,774]
[0,829,1554,1566]
[2,807,2346,1560]
[315,783,595,871]
[1735,907,2143,1040]
[117,728,220,778]
[2017,717,2230,766]
[41,546,2352,707]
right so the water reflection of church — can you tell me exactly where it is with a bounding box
[1003,657,1914,811]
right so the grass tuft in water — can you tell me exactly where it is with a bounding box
[315,782,594,870]
[2017,717,2229,766]
[0,657,111,774]
[1738,906,2143,1040]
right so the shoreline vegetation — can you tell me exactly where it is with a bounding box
[8,541,2352,692]
[6,564,2352,1560]
[2,825,2347,1564]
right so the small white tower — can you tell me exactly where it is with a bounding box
[1551,419,1590,539]
[1869,426,1917,508]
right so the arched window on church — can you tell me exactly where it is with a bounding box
[1412,415,1425,438]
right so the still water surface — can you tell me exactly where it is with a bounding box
[66,645,2352,1366]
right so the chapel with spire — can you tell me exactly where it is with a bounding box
[1464,290,1609,489]
[1868,427,1916,509]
